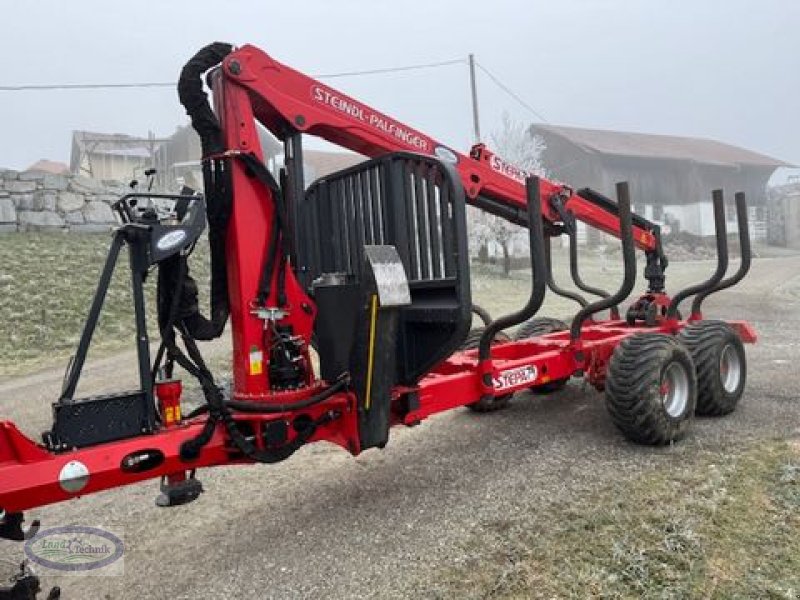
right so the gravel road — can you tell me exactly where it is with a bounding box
[1,256,798,599]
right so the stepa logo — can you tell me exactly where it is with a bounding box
[493,365,538,391]
[25,526,124,573]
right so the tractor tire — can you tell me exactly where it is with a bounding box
[605,333,697,445]
[461,328,510,351]
[678,320,746,416]
[514,317,569,342]
[461,328,512,412]
[514,317,569,394]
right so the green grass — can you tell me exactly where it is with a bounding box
[431,440,800,599]
[0,233,209,378]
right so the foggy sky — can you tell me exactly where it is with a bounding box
[1,0,798,173]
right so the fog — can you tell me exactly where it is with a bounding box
[1,0,798,170]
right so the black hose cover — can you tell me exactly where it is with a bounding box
[177,42,234,157]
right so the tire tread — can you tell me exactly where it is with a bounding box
[678,320,745,416]
[605,333,697,445]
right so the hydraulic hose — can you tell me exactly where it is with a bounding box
[185,375,349,419]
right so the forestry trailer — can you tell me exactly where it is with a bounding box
[0,42,755,598]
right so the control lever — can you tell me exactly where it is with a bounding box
[144,168,157,192]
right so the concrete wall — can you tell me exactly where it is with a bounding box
[0,168,124,233]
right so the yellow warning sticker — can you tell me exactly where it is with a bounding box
[249,347,263,376]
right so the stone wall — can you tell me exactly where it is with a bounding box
[0,168,126,233]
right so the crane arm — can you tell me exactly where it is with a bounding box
[218,44,660,252]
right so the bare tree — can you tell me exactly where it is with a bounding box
[469,113,547,275]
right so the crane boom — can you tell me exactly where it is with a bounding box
[222,44,660,251]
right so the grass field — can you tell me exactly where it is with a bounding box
[433,439,800,599]
[0,233,209,377]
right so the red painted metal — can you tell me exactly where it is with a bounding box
[215,76,318,399]
[0,43,755,515]
[0,394,357,512]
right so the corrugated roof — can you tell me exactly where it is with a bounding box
[531,124,792,168]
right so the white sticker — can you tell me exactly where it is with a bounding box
[493,365,538,391]
[156,229,187,251]
[489,154,530,184]
[59,460,90,493]
[434,145,459,164]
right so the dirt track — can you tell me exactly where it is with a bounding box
[1,256,799,599]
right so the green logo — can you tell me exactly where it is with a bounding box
[25,526,124,572]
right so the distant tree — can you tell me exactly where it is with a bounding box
[469,113,547,275]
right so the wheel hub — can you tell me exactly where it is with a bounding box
[719,343,742,393]
[661,362,689,418]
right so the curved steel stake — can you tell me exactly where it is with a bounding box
[667,189,729,320]
[479,176,547,361]
[690,191,751,316]
[569,181,636,340]
[545,236,588,309]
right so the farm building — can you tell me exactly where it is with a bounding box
[70,131,167,181]
[152,125,283,189]
[530,124,793,242]
[70,125,366,191]
[151,126,362,189]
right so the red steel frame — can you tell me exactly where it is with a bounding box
[0,44,756,514]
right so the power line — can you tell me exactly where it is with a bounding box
[0,58,465,92]
[475,62,549,123]
[317,58,464,79]
[0,82,174,91]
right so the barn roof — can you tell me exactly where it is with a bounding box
[531,124,792,168]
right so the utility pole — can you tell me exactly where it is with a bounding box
[468,53,481,144]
